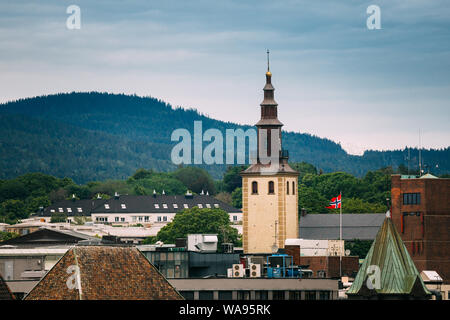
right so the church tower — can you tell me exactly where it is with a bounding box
[241,51,299,254]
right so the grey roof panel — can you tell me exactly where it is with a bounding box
[299,214,385,240]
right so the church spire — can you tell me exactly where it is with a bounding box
[259,50,280,121]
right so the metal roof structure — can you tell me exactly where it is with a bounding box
[299,213,385,240]
[346,216,431,299]
[43,194,240,216]
[0,227,97,246]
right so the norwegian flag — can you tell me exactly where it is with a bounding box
[326,194,341,209]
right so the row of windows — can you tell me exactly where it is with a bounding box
[181,290,332,300]
[54,203,221,213]
[96,216,169,222]
[403,193,421,205]
[154,203,220,209]
[51,207,83,213]
[251,181,295,195]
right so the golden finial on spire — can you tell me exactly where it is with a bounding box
[266,49,271,76]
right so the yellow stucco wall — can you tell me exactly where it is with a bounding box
[243,175,298,253]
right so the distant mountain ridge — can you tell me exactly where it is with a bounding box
[0,92,448,183]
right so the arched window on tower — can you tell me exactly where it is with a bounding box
[268,181,275,194]
[292,181,295,195]
[286,181,290,195]
[252,181,258,194]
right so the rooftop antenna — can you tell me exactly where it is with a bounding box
[419,129,422,176]
[267,49,270,72]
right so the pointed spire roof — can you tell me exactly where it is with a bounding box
[346,216,431,299]
[256,50,282,126]
[25,246,183,300]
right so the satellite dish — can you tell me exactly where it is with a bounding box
[345,249,351,256]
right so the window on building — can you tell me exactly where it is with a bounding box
[403,193,421,205]
[144,216,149,222]
[292,181,295,195]
[206,204,211,208]
[214,204,219,208]
[104,204,110,209]
[181,291,195,300]
[268,181,275,194]
[173,204,178,209]
[184,204,188,209]
[132,216,137,222]
[289,291,301,300]
[286,181,289,194]
[58,208,63,213]
[77,208,82,213]
[237,291,251,300]
[67,208,72,213]
[319,291,331,300]
[252,181,258,194]
[233,215,238,221]
[115,217,119,222]
[163,204,168,209]
[154,204,160,209]
[121,204,126,209]
[157,216,162,222]
[305,291,316,300]
[218,291,233,300]
[254,291,268,300]
[163,216,167,222]
[138,216,143,222]
[198,204,203,208]
[50,209,55,213]
[199,291,214,300]
[121,217,125,222]
[272,291,285,300]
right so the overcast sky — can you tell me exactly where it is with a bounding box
[0,0,449,155]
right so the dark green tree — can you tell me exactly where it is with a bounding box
[172,167,216,195]
[152,207,241,247]
[231,188,242,209]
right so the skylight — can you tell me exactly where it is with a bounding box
[154,204,160,209]
[104,204,110,209]
[121,204,126,209]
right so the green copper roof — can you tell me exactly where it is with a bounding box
[346,215,431,298]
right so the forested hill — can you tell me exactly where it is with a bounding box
[0,92,448,183]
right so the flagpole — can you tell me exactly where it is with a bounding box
[339,191,342,278]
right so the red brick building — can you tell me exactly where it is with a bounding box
[391,174,450,284]
[285,245,359,279]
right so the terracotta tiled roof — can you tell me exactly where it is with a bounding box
[25,246,183,300]
[0,274,14,300]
